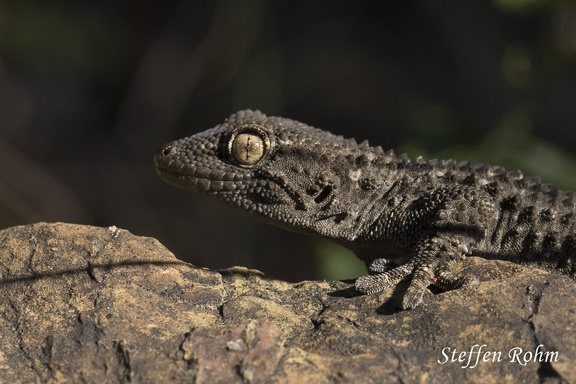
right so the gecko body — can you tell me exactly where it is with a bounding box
[154,110,576,309]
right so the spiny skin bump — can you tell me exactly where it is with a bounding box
[155,110,576,310]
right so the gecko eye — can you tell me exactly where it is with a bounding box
[228,126,270,167]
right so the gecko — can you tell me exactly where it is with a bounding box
[154,110,576,309]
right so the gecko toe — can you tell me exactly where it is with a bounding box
[400,287,424,310]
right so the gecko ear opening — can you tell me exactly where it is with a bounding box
[314,185,333,204]
[227,125,271,168]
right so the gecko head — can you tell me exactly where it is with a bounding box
[155,110,390,238]
[154,110,270,194]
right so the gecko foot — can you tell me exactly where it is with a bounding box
[401,263,480,309]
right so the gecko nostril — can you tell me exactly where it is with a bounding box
[162,145,173,156]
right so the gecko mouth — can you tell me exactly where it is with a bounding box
[154,146,308,210]
[156,164,308,214]
[154,145,255,192]
[155,165,250,193]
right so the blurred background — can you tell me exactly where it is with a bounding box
[0,0,575,282]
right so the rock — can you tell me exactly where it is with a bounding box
[0,222,574,383]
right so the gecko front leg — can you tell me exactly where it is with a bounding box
[356,234,479,309]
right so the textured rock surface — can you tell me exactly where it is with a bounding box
[0,223,574,383]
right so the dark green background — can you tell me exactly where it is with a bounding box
[1,0,575,281]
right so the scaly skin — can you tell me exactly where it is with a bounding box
[154,110,576,309]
